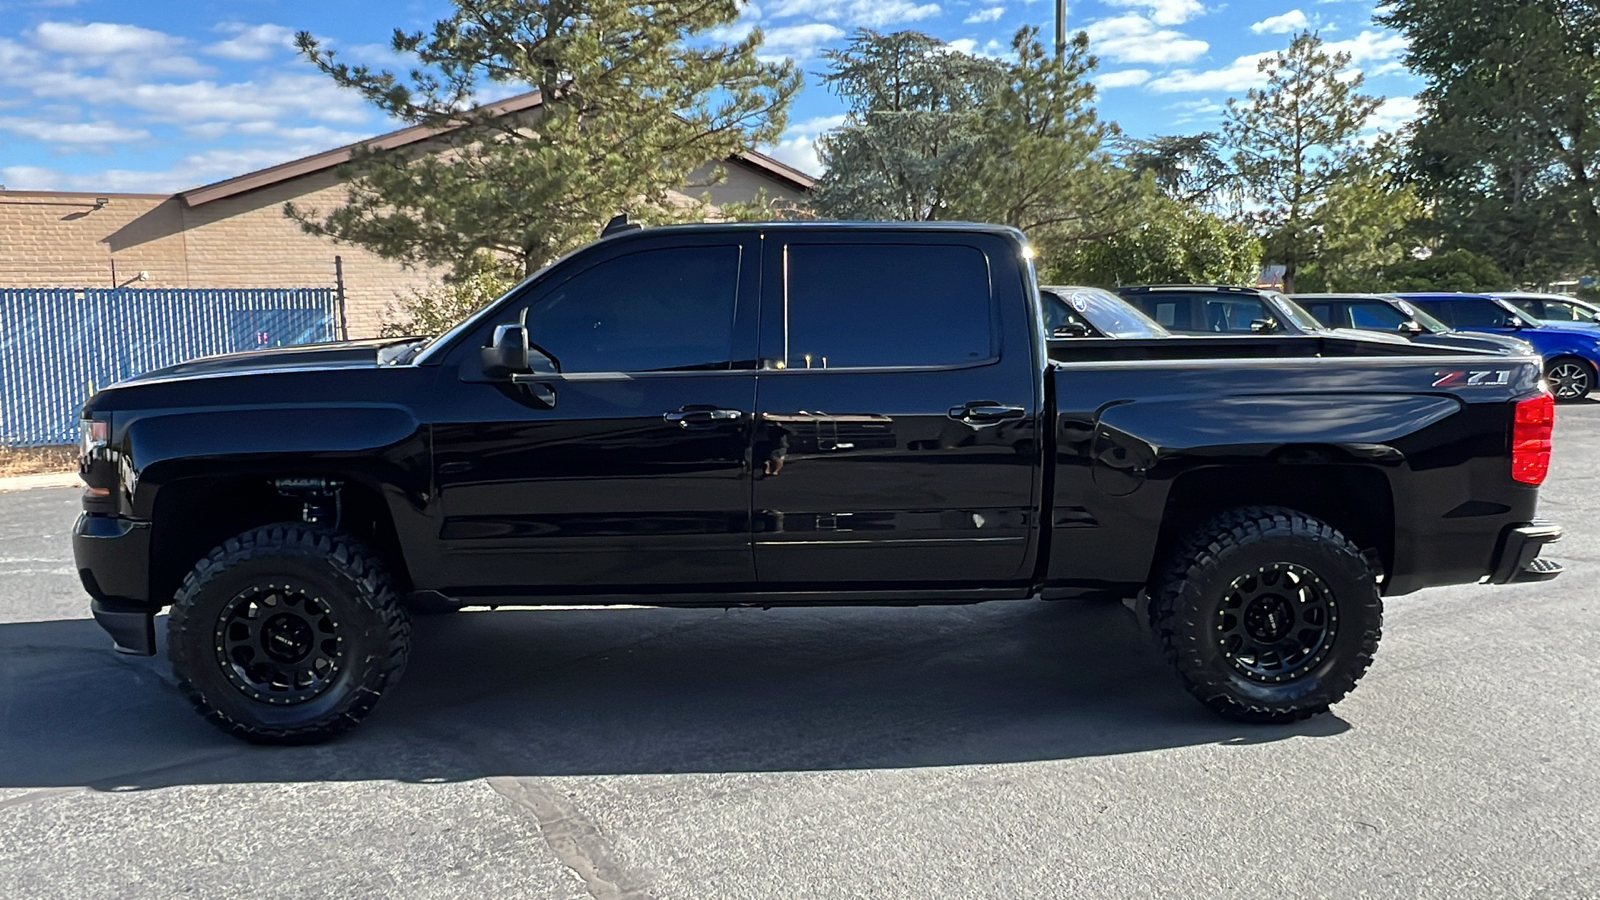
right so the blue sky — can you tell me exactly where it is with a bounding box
[0,0,1421,193]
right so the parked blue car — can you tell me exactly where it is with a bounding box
[1398,292,1600,402]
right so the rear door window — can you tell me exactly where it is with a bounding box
[1448,298,1518,328]
[783,244,993,368]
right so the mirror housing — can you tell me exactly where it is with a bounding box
[481,324,530,378]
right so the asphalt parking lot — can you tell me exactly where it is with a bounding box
[2,405,1597,899]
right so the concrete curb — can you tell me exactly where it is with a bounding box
[0,472,82,493]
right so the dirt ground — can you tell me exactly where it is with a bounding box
[0,446,78,478]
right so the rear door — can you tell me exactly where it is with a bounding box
[750,232,1041,588]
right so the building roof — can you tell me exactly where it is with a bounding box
[177,89,814,208]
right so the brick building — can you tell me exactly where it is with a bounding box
[0,90,813,338]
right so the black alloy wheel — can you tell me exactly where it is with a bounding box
[1547,357,1595,402]
[1215,563,1337,684]
[1150,507,1382,723]
[216,584,344,705]
[168,523,409,744]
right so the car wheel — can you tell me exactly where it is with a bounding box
[1150,507,1382,724]
[167,523,410,744]
[1546,356,1595,402]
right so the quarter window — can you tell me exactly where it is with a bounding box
[783,244,993,368]
[517,246,741,373]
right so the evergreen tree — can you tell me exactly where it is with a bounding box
[289,0,799,281]
[1223,32,1381,292]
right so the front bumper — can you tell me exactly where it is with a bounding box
[1489,521,1564,584]
[73,513,156,655]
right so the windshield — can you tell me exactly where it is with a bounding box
[1043,287,1170,338]
[1390,299,1451,333]
[1268,294,1329,332]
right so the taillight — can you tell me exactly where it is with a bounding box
[1512,393,1555,484]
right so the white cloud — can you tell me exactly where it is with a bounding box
[1102,0,1205,26]
[0,117,149,144]
[1251,10,1309,34]
[1166,97,1225,124]
[760,23,846,61]
[767,134,821,175]
[206,23,296,61]
[1095,68,1152,89]
[765,0,941,29]
[1148,52,1274,93]
[965,6,1005,24]
[1367,94,1420,133]
[1085,14,1209,65]
[32,21,180,55]
[24,70,373,125]
[1322,29,1409,72]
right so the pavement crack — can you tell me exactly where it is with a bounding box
[487,775,655,900]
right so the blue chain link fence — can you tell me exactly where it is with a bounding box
[1,287,339,446]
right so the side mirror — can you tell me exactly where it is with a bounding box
[481,324,530,378]
[1398,320,1423,335]
[1249,318,1277,334]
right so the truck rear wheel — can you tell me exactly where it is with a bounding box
[167,524,410,744]
[1150,507,1382,723]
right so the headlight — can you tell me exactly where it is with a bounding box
[80,417,109,457]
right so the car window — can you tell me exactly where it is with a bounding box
[1041,291,1098,336]
[1306,303,1341,327]
[1348,301,1409,329]
[1449,298,1519,328]
[784,244,992,368]
[517,245,741,372]
[1151,301,1183,328]
[1080,289,1169,338]
[1408,299,1451,326]
[1538,300,1593,322]
[1203,297,1270,332]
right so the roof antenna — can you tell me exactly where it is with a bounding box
[601,214,642,237]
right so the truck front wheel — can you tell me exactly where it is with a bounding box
[167,524,411,744]
[1151,507,1382,723]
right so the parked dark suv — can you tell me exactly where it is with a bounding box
[1116,284,1367,337]
[1294,293,1534,356]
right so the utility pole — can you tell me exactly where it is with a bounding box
[1055,0,1067,60]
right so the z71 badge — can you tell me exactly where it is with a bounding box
[1433,369,1512,387]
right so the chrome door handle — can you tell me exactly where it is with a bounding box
[948,403,1026,424]
[664,408,744,428]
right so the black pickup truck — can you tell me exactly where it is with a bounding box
[74,222,1564,744]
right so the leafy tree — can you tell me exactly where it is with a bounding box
[1047,197,1261,287]
[1119,132,1237,210]
[1378,249,1512,292]
[810,30,1007,220]
[956,29,1143,251]
[812,27,1141,252]
[1296,137,1426,291]
[1378,0,1600,280]
[1223,31,1382,292]
[289,0,799,281]
[380,266,513,337]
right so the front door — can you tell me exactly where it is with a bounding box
[750,235,1040,588]
[431,234,761,597]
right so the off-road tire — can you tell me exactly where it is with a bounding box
[168,523,410,744]
[1150,507,1382,724]
[1546,356,1595,403]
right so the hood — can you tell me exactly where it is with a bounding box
[1413,331,1535,356]
[117,338,419,386]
